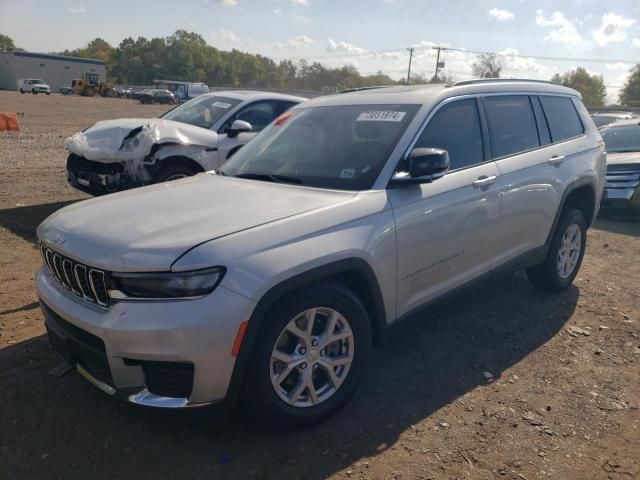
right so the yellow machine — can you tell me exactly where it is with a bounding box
[71,73,116,97]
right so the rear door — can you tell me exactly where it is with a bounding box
[388,97,503,317]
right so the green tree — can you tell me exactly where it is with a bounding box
[551,67,606,107]
[0,33,16,51]
[619,65,640,107]
[472,54,501,78]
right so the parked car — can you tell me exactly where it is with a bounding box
[18,78,51,95]
[37,80,605,427]
[591,111,637,128]
[64,91,305,194]
[59,87,73,95]
[130,89,152,101]
[139,89,176,105]
[599,119,640,210]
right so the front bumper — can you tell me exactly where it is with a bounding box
[66,153,139,195]
[36,266,255,407]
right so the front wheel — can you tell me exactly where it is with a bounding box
[527,208,587,292]
[241,283,372,428]
[152,163,198,183]
[19,89,24,94]
[32,89,37,95]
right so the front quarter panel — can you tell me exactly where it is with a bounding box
[172,190,398,324]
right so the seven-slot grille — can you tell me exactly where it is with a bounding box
[40,243,110,307]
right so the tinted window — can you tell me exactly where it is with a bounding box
[540,96,584,142]
[600,124,640,152]
[415,99,484,170]
[277,100,299,115]
[485,96,540,158]
[222,104,420,190]
[233,101,277,131]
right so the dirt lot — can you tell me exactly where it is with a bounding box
[0,90,639,480]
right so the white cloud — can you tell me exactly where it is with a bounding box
[273,35,314,49]
[327,38,368,54]
[292,15,310,24]
[605,62,633,70]
[68,7,87,15]
[634,38,640,47]
[536,10,583,46]
[487,7,514,22]
[291,0,309,5]
[220,0,238,6]
[273,8,281,15]
[592,13,635,47]
[498,48,547,74]
[220,28,239,43]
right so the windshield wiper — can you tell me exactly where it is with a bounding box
[232,172,304,185]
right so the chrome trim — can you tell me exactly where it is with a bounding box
[76,364,116,395]
[88,269,109,307]
[127,389,211,408]
[62,258,82,296]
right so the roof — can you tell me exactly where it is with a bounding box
[303,80,581,108]
[203,90,308,102]
[2,51,105,66]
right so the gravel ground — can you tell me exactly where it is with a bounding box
[0,91,639,480]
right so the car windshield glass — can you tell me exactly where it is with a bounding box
[221,104,420,190]
[32,80,45,84]
[601,124,640,152]
[162,95,242,129]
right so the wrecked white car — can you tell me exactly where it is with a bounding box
[65,91,305,195]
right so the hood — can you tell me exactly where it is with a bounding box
[37,174,355,272]
[607,151,640,166]
[65,118,218,163]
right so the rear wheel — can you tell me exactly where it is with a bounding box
[19,89,24,94]
[527,208,587,292]
[241,283,372,428]
[32,89,37,95]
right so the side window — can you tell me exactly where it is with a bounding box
[233,101,277,131]
[484,95,540,158]
[539,96,584,142]
[414,98,484,170]
[531,96,551,146]
[276,100,298,115]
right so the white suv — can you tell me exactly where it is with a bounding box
[36,80,606,427]
[18,78,51,95]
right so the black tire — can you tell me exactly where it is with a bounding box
[527,208,587,292]
[241,283,372,429]
[46,92,50,96]
[19,89,24,94]
[152,163,198,183]
[32,89,37,95]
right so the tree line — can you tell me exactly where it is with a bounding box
[2,31,639,106]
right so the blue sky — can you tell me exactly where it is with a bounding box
[1,0,639,101]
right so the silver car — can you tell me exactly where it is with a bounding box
[65,90,305,195]
[599,119,640,210]
[37,80,605,427]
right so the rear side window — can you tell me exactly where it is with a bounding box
[539,96,584,142]
[484,95,540,158]
[415,98,484,170]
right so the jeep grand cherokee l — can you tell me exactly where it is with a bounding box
[36,80,605,427]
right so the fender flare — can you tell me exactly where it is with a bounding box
[222,257,387,408]
[545,177,598,250]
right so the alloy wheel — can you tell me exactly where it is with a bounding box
[557,223,582,279]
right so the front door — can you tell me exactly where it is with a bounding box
[388,98,503,317]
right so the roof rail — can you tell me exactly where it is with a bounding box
[452,78,553,87]
[338,85,392,94]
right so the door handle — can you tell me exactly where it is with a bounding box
[548,155,566,166]
[472,175,497,188]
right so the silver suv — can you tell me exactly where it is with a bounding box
[36,80,606,427]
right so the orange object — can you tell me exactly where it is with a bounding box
[231,320,249,357]
[0,112,20,131]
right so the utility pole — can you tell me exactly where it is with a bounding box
[406,47,414,85]
[433,46,442,82]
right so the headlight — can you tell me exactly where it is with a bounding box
[111,267,225,299]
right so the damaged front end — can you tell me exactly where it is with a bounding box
[64,119,218,195]
[65,122,162,195]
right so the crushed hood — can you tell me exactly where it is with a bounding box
[37,174,355,272]
[607,151,640,166]
[64,118,218,163]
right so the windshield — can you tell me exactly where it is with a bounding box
[601,124,640,152]
[31,79,45,84]
[162,95,241,129]
[221,104,420,190]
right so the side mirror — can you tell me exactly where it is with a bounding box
[391,148,450,185]
[227,119,252,138]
